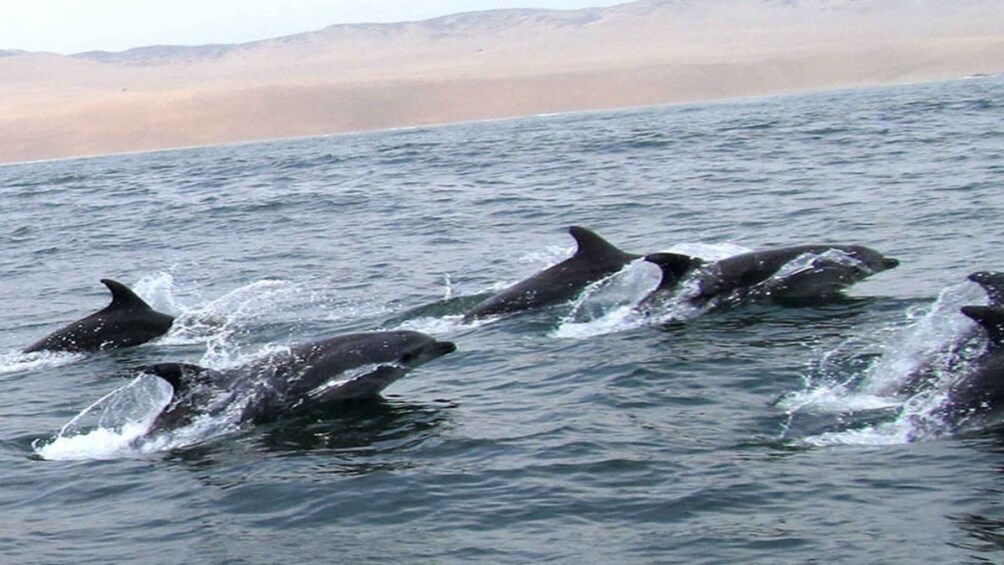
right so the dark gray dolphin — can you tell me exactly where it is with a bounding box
[637,252,706,309]
[641,244,899,309]
[969,272,1004,307]
[890,273,1004,399]
[462,226,639,322]
[940,306,1004,427]
[134,330,456,433]
[24,279,174,353]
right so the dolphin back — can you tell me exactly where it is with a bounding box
[463,226,637,321]
[100,279,157,312]
[23,279,174,353]
[962,306,1004,348]
[941,306,1004,427]
[135,362,229,432]
[569,226,639,265]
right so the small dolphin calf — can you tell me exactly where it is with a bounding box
[641,244,899,309]
[463,226,638,322]
[24,279,174,353]
[135,330,456,433]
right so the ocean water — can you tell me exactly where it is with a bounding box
[1,75,1002,563]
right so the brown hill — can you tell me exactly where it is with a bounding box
[1,0,1001,163]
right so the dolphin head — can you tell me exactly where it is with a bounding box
[746,245,898,301]
[276,331,457,407]
[844,246,900,274]
[396,334,458,368]
[303,330,456,369]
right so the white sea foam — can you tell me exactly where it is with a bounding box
[800,421,917,447]
[0,349,85,376]
[397,314,469,335]
[134,270,187,315]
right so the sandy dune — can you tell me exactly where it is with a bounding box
[1,0,1001,163]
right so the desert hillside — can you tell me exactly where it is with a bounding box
[1,0,1001,163]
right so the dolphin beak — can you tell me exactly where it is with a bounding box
[969,271,1003,284]
[432,340,458,356]
[882,257,900,270]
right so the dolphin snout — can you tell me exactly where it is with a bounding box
[969,271,1004,284]
[431,340,458,356]
[882,257,900,270]
[403,340,457,365]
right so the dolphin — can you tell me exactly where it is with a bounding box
[24,279,174,353]
[968,272,1004,307]
[640,244,899,310]
[886,272,1004,400]
[462,226,639,322]
[133,330,456,433]
[939,305,1004,428]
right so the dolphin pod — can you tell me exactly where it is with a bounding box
[28,225,1004,443]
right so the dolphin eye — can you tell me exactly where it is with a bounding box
[400,350,420,364]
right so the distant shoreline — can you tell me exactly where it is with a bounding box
[0,73,999,168]
[2,0,1001,165]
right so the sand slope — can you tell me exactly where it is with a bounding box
[1,0,1001,163]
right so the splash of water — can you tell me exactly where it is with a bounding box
[397,314,469,335]
[442,273,454,300]
[552,260,657,339]
[33,374,173,460]
[860,282,985,397]
[0,349,85,376]
[781,280,988,447]
[134,270,186,315]
[553,243,750,339]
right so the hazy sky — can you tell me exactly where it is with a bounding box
[1,0,629,54]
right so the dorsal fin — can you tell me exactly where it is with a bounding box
[962,306,1004,347]
[969,272,1004,307]
[101,279,153,311]
[569,226,638,262]
[133,362,215,394]
[645,253,704,291]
